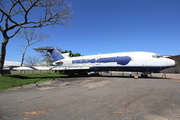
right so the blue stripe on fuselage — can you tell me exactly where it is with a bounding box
[92,66,170,72]
[72,56,131,65]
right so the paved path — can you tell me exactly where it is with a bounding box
[1,74,180,120]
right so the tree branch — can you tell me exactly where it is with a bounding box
[0,13,4,22]
[0,25,3,31]
[1,0,73,32]
[23,0,39,23]
[0,8,19,29]
[9,27,21,38]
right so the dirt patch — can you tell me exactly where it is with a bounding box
[171,79,180,83]
[112,108,135,115]
[3,116,10,119]
[78,79,94,86]
[144,115,170,120]
[38,87,56,90]
[39,81,54,85]
[84,81,111,89]
[20,108,53,116]
[19,102,26,105]
[58,82,70,87]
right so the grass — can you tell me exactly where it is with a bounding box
[0,72,67,91]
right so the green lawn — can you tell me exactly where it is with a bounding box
[0,72,67,91]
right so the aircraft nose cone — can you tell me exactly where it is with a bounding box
[167,59,176,67]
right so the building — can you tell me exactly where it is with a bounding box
[162,55,180,73]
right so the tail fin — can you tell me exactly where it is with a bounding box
[51,47,64,61]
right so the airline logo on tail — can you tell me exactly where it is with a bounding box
[51,47,64,61]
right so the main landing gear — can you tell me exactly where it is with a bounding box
[140,72,152,78]
[141,74,148,78]
[134,72,149,79]
[67,71,88,77]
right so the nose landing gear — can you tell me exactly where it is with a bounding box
[162,72,166,78]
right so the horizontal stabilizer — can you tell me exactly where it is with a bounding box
[33,47,64,62]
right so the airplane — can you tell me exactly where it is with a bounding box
[46,47,176,77]
[11,47,176,77]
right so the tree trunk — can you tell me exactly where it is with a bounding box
[21,44,29,66]
[0,34,9,76]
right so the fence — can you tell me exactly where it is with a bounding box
[3,70,57,74]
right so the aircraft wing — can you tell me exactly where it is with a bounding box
[50,66,92,71]
[11,66,92,71]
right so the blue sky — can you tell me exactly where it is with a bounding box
[1,0,180,62]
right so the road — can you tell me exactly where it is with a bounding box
[1,74,180,120]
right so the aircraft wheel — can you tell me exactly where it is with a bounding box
[79,72,88,76]
[141,74,148,78]
[145,74,148,78]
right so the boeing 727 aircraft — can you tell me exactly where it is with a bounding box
[46,47,176,77]
[13,47,176,77]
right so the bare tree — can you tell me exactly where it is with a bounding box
[25,55,41,66]
[17,28,49,66]
[0,0,73,76]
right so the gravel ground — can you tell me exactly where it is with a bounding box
[0,73,180,120]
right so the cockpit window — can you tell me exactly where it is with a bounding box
[156,54,162,58]
[152,55,156,58]
[152,54,162,58]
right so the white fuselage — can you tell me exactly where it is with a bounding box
[53,51,175,72]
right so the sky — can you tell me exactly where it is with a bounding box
[1,0,180,62]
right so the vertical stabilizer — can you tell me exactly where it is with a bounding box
[51,47,64,61]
